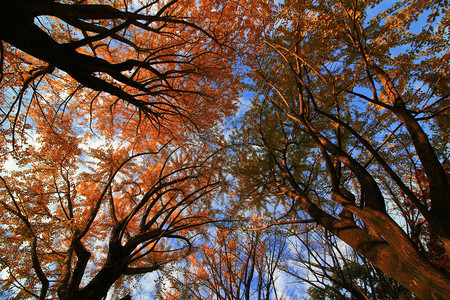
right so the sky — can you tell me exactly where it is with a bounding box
[1,0,446,298]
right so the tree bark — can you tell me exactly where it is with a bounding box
[287,189,450,299]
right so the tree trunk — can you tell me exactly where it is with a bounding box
[291,189,450,299]
[72,265,123,300]
[339,207,450,299]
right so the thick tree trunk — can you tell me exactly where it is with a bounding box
[341,231,450,299]
[289,189,450,299]
[72,265,123,300]
[339,208,450,299]
[365,55,450,252]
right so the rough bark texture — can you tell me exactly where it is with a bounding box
[294,189,450,299]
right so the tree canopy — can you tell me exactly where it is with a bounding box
[0,0,269,299]
[0,0,449,299]
[229,0,449,298]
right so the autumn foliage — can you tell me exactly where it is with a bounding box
[228,0,449,298]
[0,0,271,299]
[0,0,449,299]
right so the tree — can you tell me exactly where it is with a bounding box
[0,0,272,299]
[0,101,223,299]
[156,227,289,300]
[284,227,414,299]
[230,0,449,298]
[0,0,243,131]
[0,0,273,148]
